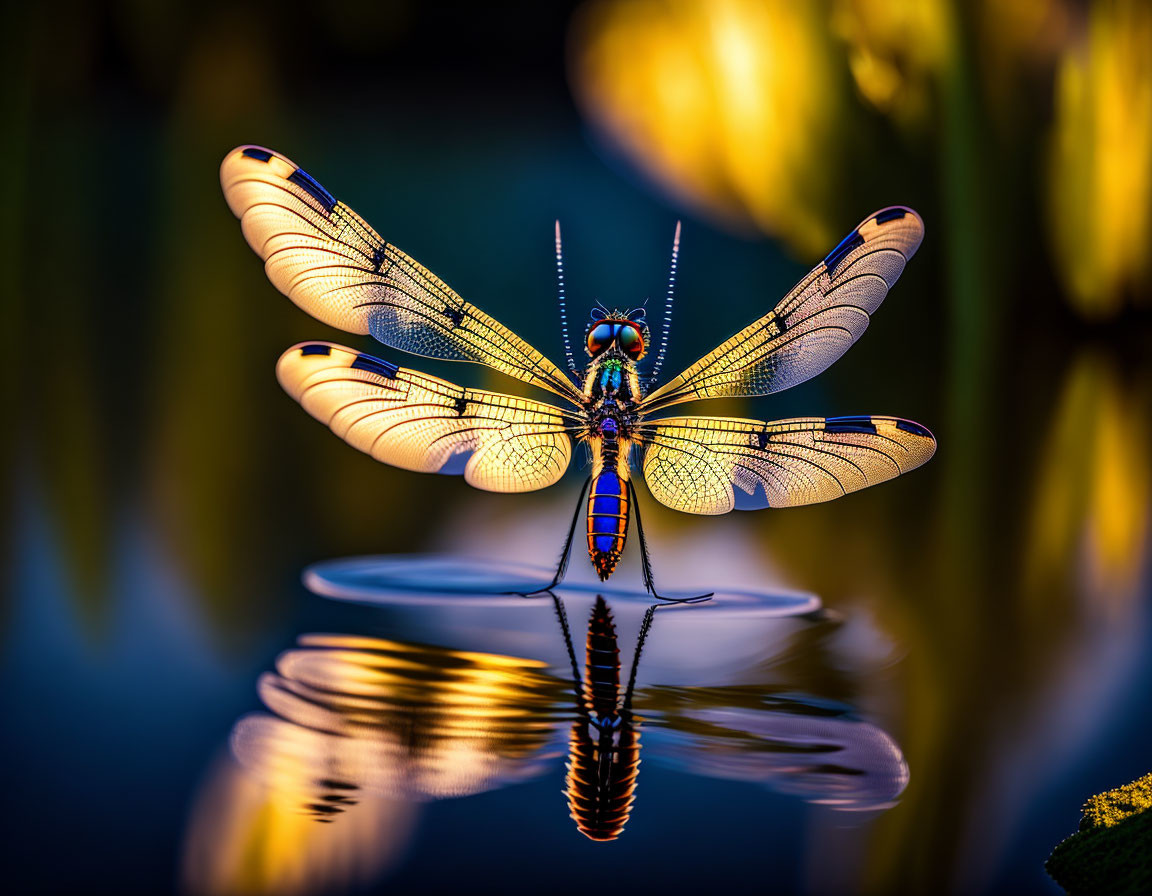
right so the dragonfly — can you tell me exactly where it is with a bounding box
[221,145,936,600]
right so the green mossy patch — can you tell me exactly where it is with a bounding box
[1047,773,1152,895]
[1079,773,1152,830]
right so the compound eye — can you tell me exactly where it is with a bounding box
[617,324,644,358]
[587,322,616,355]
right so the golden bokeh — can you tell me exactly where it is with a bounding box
[831,0,951,127]
[570,0,847,254]
[1047,0,1152,316]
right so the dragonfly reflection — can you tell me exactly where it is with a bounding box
[226,596,907,842]
[221,147,936,600]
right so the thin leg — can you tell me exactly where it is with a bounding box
[518,476,590,596]
[627,478,713,604]
[550,475,591,589]
[551,592,586,705]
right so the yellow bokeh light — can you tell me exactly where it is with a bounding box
[571,0,847,254]
[831,0,951,127]
[1048,0,1152,317]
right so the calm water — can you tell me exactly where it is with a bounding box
[5,487,1151,894]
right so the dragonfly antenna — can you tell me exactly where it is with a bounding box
[555,220,578,377]
[649,220,680,385]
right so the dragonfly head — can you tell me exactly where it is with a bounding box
[585,307,649,360]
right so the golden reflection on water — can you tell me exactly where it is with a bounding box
[236,635,568,802]
[182,752,415,896]
[182,636,568,894]
[1024,351,1151,613]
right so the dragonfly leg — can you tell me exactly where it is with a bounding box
[550,592,586,704]
[627,479,713,604]
[518,477,591,596]
[621,604,656,714]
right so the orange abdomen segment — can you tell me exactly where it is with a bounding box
[587,470,629,581]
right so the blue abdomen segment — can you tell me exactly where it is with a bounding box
[586,470,629,581]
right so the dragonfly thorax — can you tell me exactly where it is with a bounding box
[583,354,642,443]
[584,353,642,400]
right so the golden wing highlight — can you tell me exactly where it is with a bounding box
[641,208,924,414]
[638,415,935,515]
[222,146,583,405]
[277,342,578,493]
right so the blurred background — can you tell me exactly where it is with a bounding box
[2,0,1151,893]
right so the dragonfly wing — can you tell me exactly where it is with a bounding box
[278,342,577,493]
[638,415,935,514]
[640,208,923,413]
[222,146,584,404]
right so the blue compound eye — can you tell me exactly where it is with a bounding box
[587,322,617,355]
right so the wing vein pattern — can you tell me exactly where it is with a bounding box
[222,146,583,405]
[278,342,577,493]
[639,416,936,514]
[641,208,923,413]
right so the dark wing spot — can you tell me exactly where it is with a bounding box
[825,416,877,434]
[756,431,769,450]
[370,244,389,273]
[895,419,933,438]
[443,306,465,328]
[241,147,273,161]
[454,396,468,415]
[823,230,865,275]
[350,353,399,379]
[874,207,907,224]
[288,168,337,214]
[763,314,787,337]
[300,344,332,356]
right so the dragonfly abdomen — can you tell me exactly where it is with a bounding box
[586,468,629,581]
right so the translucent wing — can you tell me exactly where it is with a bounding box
[638,415,935,514]
[277,342,578,493]
[640,208,923,413]
[222,145,584,405]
